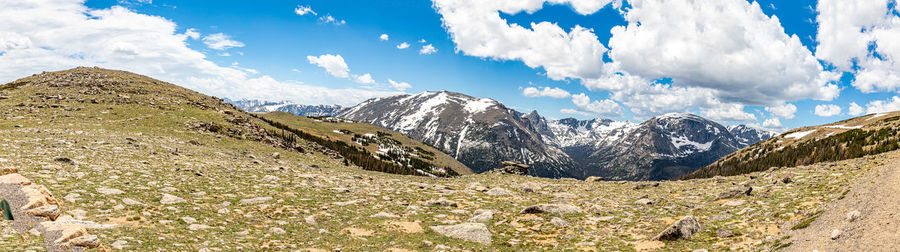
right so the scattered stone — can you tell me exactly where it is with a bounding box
[485,188,511,196]
[430,223,492,244]
[781,176,793,184]
[160,193,186,204]
[491,161,529,175]
[716,229,734,238]
[468,210,494,223]
[633,183,660,190]
[634,198,654,205]
[96,187,124,195]
[305,215,317,225]
[111,240,128,250]
[188,224,211,231]
[426,198,458,207]
[653,216,701,241]
[181,217,197,224]
[53,157,74,165]
[160,187,178,192]
[26,205,60,220]
[830,229,842,240]
[122,198,142,205]
[715,186,752,200]
[270,227,287,234]
[239,197,272,205]
[515,182,542,193]
[585,176,604,182]
[550,217,570,227]
[370,212,399,218]
[722,200,746,207]
[520,204,583,214]
[847,210,861,222]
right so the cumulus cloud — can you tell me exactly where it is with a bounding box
[816,0,900,93]
[864,96,900,114]
[388,79,412,91]
[396,42,410,49]
[762,117,782,128]
[765,103,797,119]
[306,54,350,78]
[319,15,345,25]
[354,73,376,84]
[202,33,245,50]
[700,103,757,122]
[568,93,623,117]
[184,28,200,40]
[0,1,400,106]
[848,102,865,116]
[419,44,437,54]
[814,104,842,117]
[379,34,389,41]
[522,86,571,98]
[294,5,317,16]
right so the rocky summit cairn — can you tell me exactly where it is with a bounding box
[0,170,102,251]
[491,161,530,175]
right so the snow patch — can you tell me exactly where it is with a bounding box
[463,98,496,114]
[670,135,713,152]
[868,112,889,120]
[785,129,816,139]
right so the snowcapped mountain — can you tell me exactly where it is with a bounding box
[228,99,345,117]
[340,91,575,177]
[340,91,776,180]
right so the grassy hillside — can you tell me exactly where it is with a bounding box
[258,111,471,176]
[0,67,885,251]
[685,111,900,179]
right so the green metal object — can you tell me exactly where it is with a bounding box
[1,199,12,220]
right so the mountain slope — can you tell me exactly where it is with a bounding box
[340,91,575,177]
[258,111,472,176]
[685,111,900,179]
[228,99,345,117]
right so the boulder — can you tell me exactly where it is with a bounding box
[491,161,530,175]
[653,216,701,241]
[585,176,604,182]
[520,204,583,214]
[160,193,186,205]
[714,186,752,200]
[430,223,491,244]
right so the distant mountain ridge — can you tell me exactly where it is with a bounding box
[227,99,345,117]
[340,91,777,180]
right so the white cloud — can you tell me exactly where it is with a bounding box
[379,34,389,41]
[762,117,782,128]
[396,42,410,49]
[765,103,797,119]
[294,5,317,16]
[569,93,623,117]
[814,104,842,117]
[522,86,571,98]
[848,102,865,116]
[865,96,900,114]
[419,44,437,55]
[700,103,757,122]
[202,33,245,50]
[388,79,412,91]
[0,0,398,106]
[319,15,345,25]
[354,73,376,84]
[306,54,350,78]
[608,0,839,105]
[418,39,426,43]
[184,28,200,40]
[816,0,900,93]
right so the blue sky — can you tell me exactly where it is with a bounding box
[4,0,900,131]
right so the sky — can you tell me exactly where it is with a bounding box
[3,1,900,131]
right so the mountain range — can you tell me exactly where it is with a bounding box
[336,91,777,180]
[228,99,345,117]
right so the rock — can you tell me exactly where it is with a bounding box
[585,176,604,182]
[270,227,287,234]
[716,229,734,238]
[847,210,861,222]
[491,161,529,175]
[520,204,583,214]
[370,212,399,218]
[634,198,654,205]
[160,193,185,204]
[722,200,745,207]
[305,215,317,225]
[781,176,793,184]
[653,216,701,241]
[830,229,842,240]
[111,240,128,249]
[515,182,542,193]
[468,210,494,223]
[633,183,660,190]
[430,223,492,244]
[160,187,178,192]
[26,205,60,220]
[485,188,511,196]
[239,197,272,205]
[425,198,457,207]
[65,234,100,249]
[181,217,197,224]
[96,187,124,195]
[122,198,142,205]
[550,217,570,227]
[188,224,211,231]
[714,186,752,200]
